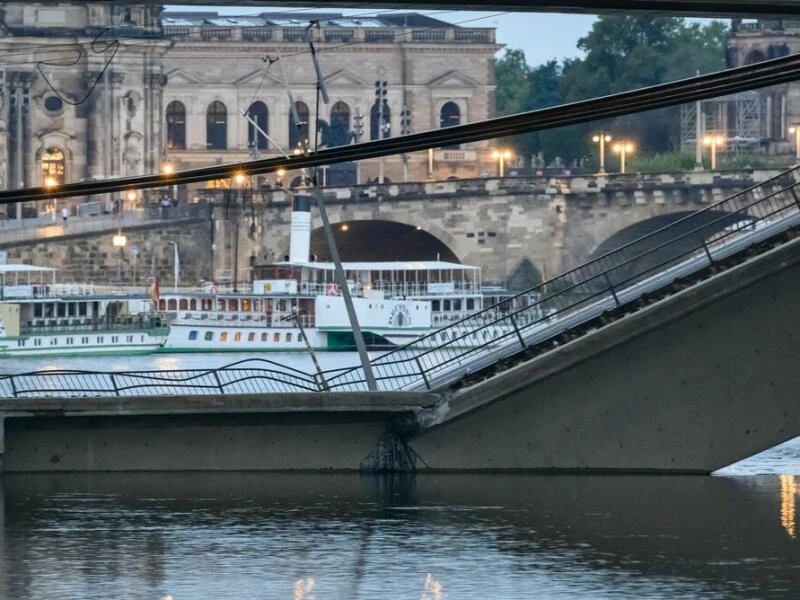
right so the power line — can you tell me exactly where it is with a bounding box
[0,53,797,204]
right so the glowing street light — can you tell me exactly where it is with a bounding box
[612,141,635,174]
[703,134,726,170]
[112,231,127,283]
[592,132,612,174]
[233,171,247,187]
[491,148,513,177]
[789,124,800,162]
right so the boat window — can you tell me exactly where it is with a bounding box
[286,333,292,342]
[278,300,286,312]
[57,303,66,317]
[79,303,87,316]
[204,331,214,341]
[242,299,251,311]
[467,299,474,310]
[97,336,103,343]
[432,300,440,311]
[127,336,133,343]
[253,300,262,311]
[202,298,213,311]
[273,332,280,342]
[453,299,462,311]
[112,336,118,343]
[234,332,242,342]
[227,299,238,312]
[179,299,188,310]
[443,300,451,311]
[167,299,177,311]
[34,304,43,317]
[248,332,255,342]
[220,332,229,342]
[217,299,226,311]
[261,332,268,342]
[188,330,198,340]
[298,333,304,342]
[51,339,57,345]
[159,299,166,311]
[189,299,197,310]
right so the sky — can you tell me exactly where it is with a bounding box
[169,6,599,66]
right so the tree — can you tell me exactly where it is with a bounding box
[493,16,729,165]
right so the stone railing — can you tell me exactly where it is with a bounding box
[164,25,495,45]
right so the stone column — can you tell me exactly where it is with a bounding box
[144,71,167,173]
[85,71,105,180]
[110,71,125,177]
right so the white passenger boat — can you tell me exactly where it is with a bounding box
[0,264,167,357]
[158,194,535,353]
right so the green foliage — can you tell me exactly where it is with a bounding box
[494,16,729,166]
[626,152,697,173]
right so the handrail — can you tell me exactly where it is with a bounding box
[1,168,800,398]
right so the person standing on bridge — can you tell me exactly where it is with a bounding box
[61,206,69,228]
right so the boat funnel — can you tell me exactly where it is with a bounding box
[289,193,312,263]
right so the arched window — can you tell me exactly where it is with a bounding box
[166,101,186,150]
[289,101,309,150]
[247,101,269,150]
[440,101,461,150]
[744,50,766,65]
[40,148,65,186]
[370,100,391,140]
[331,101,350,132]
[206,101,227,150]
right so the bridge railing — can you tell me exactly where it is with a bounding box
[322,165,800,392]
[3,167,800,398]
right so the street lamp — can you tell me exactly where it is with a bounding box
[112,231,127,284]
[592,133,612,174]
[789,124,800,162]
[703,134,726,170]
[44,177,58,221]
[612,141,635,174]
[491,148,513,177]
[161,162,178,201]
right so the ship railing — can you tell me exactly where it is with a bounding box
[20,315,165,335]
[173,311,314,328]
[369,282,481,297]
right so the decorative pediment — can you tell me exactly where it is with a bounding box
[233,69,284,87]
[323,69,367,87]
[427,70,479,88]
[165,68,203,85]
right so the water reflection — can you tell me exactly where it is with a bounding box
[2,472,799,599]
[781,474,797,539]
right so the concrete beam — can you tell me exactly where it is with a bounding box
[409,235,800,472]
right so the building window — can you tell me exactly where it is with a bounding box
[206,100,227,150]
[41,147,65,186]
[166,100,186,150]
[188,330,198,340]
[247,101,269,150]
[289,101,309,150]
[440,101,461,150]
[43,95,64,114]
[370,100,391,140]
[328,101,351,146]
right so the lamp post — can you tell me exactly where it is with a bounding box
[491,149,513,177]
[592,132,612,174]
[703,134,725,170]
[112,231,127,284]
[44,177,58,222]
[161,162,177,201]
[612,141,635,174]
[789,124,800,162]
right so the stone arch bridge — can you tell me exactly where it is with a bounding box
[0,170,780,286]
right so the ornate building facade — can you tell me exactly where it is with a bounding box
[0,3,500,211]
[726,19,798,155]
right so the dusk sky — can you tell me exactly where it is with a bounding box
[170,6,600,66]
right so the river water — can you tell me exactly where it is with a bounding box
[2,353,800,598]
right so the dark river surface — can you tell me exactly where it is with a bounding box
[3,453,800,599]
[2,354,800,598]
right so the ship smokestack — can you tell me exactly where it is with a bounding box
[289,193,311,263]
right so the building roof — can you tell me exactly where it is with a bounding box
[162,11,461,29]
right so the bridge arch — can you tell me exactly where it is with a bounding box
[308,219,460,263]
